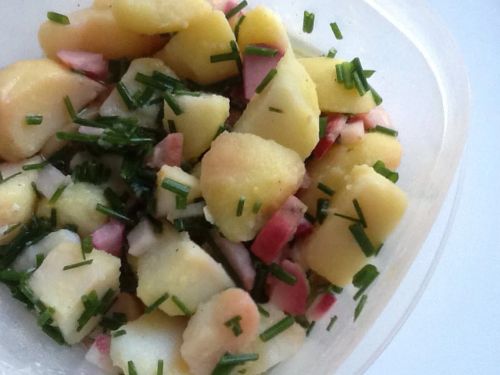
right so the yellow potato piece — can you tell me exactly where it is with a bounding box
[39,6,166,60]
[112,0,211,35]
[93,0,112,9]
[156,10,239,85]
[299,132,402,216]
[233,52,320,159]
[0,59,103,161]
[299,57,377,114]
[301,165,407,286]
[200,132,305,242]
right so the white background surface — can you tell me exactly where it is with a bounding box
[368,1,500,374]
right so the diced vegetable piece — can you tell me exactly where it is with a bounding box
[301,165,407,286]
[35,164,70,199]
[156,10,239,85]
[200,133,305,242]
[137,227,234,316]
[299,132,402,216]
[353,106,393,130]
[85,334,117,374]
[57,50,108,80]
[92,219,125,257]
[268,260,309,315]
[149,133,184,169]
[37,182,109,237]
[29,242,120,344]
[233,52,320,159]
[181,288,259,375]
[127,219,160,257]
[243,49,284,100]
[38,6,166,60]
[0,59,104,161]
[100,58,178,128]
[340,120,365,145]
[112,0,211,35]
[306,293,337,321]
[312,115,348,160]
[299,57,377,114]
[163,93,230,161]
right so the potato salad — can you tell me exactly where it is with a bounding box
[0,0,407,374]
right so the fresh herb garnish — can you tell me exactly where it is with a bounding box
[164,91,183,115]
[172,295,192,316]
[352,199,367,228]
[112,329,127,338]
[157,359,164,375]
[145,292,169,314]
[317,182,335,197]
[349,222,376,257]
[234,15,246,40]
[116,82,138,110]
[306,320,316,336]
[22,161,48,171]
[316,198,330,224]
[244,45,279,57]
[25,115,43,126]
[326,48,338,58]
[96,204,132,223]
[77,289,115,331]
[128,360,138,375]
[255,68,277,93]
[373,160,399,183]
[63,259,93,271]
[47,11,70,25]
[330,22,343,40]
[257,304,270,317]
[48,184,67,204]
[63,95,77,120]
[327,315,338,331]
[37,306,55,327]
[236,196,245,217]
[319,116,328,138]
[0,172,21,185]
[212,353,259,375]
[268,107,283,113]
[161,178,191,198]
[303,11,315,33]
[353,264,379,300]
[269,263,297,285]
[35,254,45,268]
[370,125,398,137]
[224,315,243,336]
[225,0,248,18]
[72,161,111,184]
[252,201,262,214]
[100,312,127,331]
[259,316,295,342]
[354,294,368,321]
[176,195,188,210]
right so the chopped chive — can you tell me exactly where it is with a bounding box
[363,70,376,78]
[327,315,338,331]
[157,360,164,375]
[116,82,137,110]
[47,11,70,25]
[81,236,93,259]
[260,316,295,342]
[352,199,367,228]
[330,22,343,40]
[135,72,169,91]
[42,325,66,345]
[319,116,328,138]
[35,253,45,268]
[213,353,259,375]
[353,71,367,96]
[335,63,344,83]
[316,198,330,224]
[49,184,68,204]
[2,223,21,235]
[327,284,344,294]
[164,91,183,116]
[63,259,93,271]
[167,119,177,133]
[37,307,55,327]
[210,51,238,63]
[303,11,315,33]
[0,171,21,185]
[96,204,132,223]
[268,107,283,113]
[50,208,58,227]
[370,86,383,105]
[56,131,100,143]
[112,329,127,338]
[173,89,201,97]
[317,182,334,197]
[373,160,399,183]
[352,57,370,92]
[230,40,243,73]
[135,86,155,107]
[354,294,368,321]
[269,263,297,285]
[252,201,262,214]
[128,360,138,375]
[349,222,376,257]
[306,320,316,336]
[213,125,226,140]
[257,304,270,317]
[370,125,398,137]
[353,264,379,300]
[173,218,185,232]
[176,195,187,210]
[172,295,192,316]
[255,68,277,93]
[225,0,248,18]
[244,45,279,57]
[224,315,243,336]
[334,212,361,223]
[161,178,191,198]
[326,48,338,58]
[236,196,245,217]
[153,71,185,90]
[375,243,384,256]
[22,161,48,171]
[342,62,354,89]
[25,115,43,126]
[144,292,169,314]
[234,15,246,40]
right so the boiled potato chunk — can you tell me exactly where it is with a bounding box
[156,10,239,85]
[301,165,407,286]
[0,59,104,161]
[93,0,112,9]
[299,133,402,216]
[237,6,289,52]
[39,6,166,59]
[37,182,108,237]
[110,311,189,375]
[200,132,305,242]
[100,58,178,128]
[137,228,234,316]
[112,0,211,35]
[163,93,230,161]
[29,242,121,344]
[299,57,377,114]
[233,52,320,159]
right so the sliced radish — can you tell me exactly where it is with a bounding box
[312,115,348,159]
[92,219,125,257]
[354,106,393,130]
[295,217,314,238]
[57,50,108,80]
[36,164,71,199]
[85,334,117,373]
[149,133,183,169]
[306,292,337,321]
[212,232,256,291]
[268,260,309,315]
[340,120,365,145]
[251,196,307,264]
[127,219,159,257]
[243,47,284,100]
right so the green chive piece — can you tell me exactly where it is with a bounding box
[0,171,21,185]
[153,70,185,90]
[63,259,93,271]
[210,51,238,63]
[57,131,100,143]
[81,236,93,259]
[316,198,330,224]
[145,293,169,314]
[335,63,344,83]
[269,263,297,285]
[303,11,315,33]
[236,196,246,217]
[257,304,270,318]
[22,161,48,171]
[268,107,283,113]
[234,15,246,40]
[167,119,177,133]
[47,11,70,25]
[112,329,127,338]
[370,86,383,105]
[212,353,259,374]
[354,294,368,321]
[352,199,367,228]
[25,115,43,126]
[373,160,399,182]
[326,48,338,58]
[164,91,183,116]
[35,253,45,268]
[349,222,376,257]
[49,184,68,204]
[116,82,138,110]
[353,264,380,300]
[224,315,243,336]
[172,295,192,316]
[230,40,243,73]
[174,218,185,232]
[342,62,354,89]
[327,315,338,331]
[333,212,361,223]
[176,195,187,210]
[363,70,376,78]
[157,359,164,375]
[50,208,57,227]
[3,223,21,235]
[319,116,328,138]
[317,182,335,197]
[255,68,277,93]
[213,125,226,140]
[306,321,316,336]
[252,201,262,214]
[330,22,343,40]
[135,72,169,91]
[353,71,367,96]
[37,307,55,327]
[351,57,370,92]
[328,284,344,294]
[135,86,155,107]
[128,360,138,375]
[225,0,248,19]
[370,125,398,137]
[173,89,202,97]
[244,45,279,57]
[96,204,132,223]
[259,316,295,342]
[161,178,191,198]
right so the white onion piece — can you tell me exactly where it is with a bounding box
[203,206,216,224]
[79,125,105,136]
[85,334,118,374]
[127,219,160,257]
[36,164,71,199]
[167,201,205,222]
[340,120,365,145]
[69,152,94,170]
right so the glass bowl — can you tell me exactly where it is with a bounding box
[0,0,469,374]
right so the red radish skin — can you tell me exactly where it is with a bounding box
[92,219,125,257]
[243,47,284,100]
[251,196,307,264]
[57,50,108,80]
[312,115,348,159]
[306,293,337,321]
[295,217,314,238]
[149,133,183,169]
[85,334,115,373]
[340,120,365,145]
[268,260,310,315]
[353,106,393,130]
[94,334,111,355]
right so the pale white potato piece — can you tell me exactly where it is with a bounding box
[0,59,104,161]
[39,6,166,60]
[299,57,377,114]
[29,242,121,344]
[110,311,189,375]
[181,288,260,375]
[37,182,108,237]
[156,10,239,85]
[299,133,402,216]
[127,218,161,257]
[137,228,234,316]
[233,52,320,159]
[163,93,230,161]
[112,0,211,35]
[100,58,178,128]
[200,132,305,242]
[301,165,408,286]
